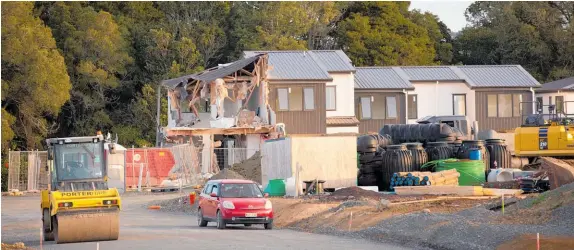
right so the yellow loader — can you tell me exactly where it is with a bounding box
[41,133,121,244]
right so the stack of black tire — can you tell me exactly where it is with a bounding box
[357,134,390,188]
[379,123,459,144]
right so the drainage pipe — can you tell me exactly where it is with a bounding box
[403,89,408,124]
[530,87,535,114]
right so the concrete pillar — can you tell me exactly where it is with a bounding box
[201,134,211,173]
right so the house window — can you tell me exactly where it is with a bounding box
[326,86,336,111]
[360,97,372,119]
[453,94,466,116]
[487,94,498,117]
[386,96,397,118]
[498,94,512,117]
[407,95,417,119]
[277,87,313,111]
[303,87,315,110]
[536,97,543,113]
[556,96,564,114]
[372,96,386,119]
[289,87,303,111]
[487,93,523,117]
[277,88,289,111]
[513,94,522,117]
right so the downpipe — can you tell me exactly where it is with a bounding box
[403,89,408,123]
[530,87,535,114]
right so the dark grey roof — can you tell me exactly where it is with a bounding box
[243,51,332,80]
[310,50,355,72]
[161,55,262,89]
[400,66,463,81]
[539,77,574,92]
[457,65,540,88]
[355,67,414,89]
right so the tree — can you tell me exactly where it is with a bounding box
[409,10,454,64]
[1,2,71,149]
[38,2,133,136]
[335,2,436,66]
[454,1,574,81]
[158,2,231,68]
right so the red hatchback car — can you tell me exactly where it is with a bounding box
[197,179,274,229]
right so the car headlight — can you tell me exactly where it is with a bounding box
[222,201,235,209]
[264,200,272,210]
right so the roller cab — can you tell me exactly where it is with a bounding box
[41,134,121,244]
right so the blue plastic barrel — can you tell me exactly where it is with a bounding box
[469,148,481,160]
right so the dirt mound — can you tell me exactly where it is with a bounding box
[208,168,245,181]
[330,187,382,200]
[146,196,197,213]
[541,157,574,190]
[229,151,262,184]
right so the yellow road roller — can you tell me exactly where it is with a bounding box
[41,133,121,244]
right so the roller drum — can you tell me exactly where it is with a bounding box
[55,207,119,244]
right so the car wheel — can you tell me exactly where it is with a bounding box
[264,221,273,230]
[197,208,208,227]
[216,210,226,229]
[244,224,252,227]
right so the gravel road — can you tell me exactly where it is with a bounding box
[1,194,411,250]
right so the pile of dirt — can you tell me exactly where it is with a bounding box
[208,168,245,181]
[330,187,382,200]
[145,196,198,213]
[1,243,29,250]
[229,151,262,184]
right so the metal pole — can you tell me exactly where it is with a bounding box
[138,163,144,192]
[155,84,161,147]
[131,146,135,188]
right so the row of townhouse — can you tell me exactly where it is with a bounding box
[242,50,545,134]
[164,50,572,137]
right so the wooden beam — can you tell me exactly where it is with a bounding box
[223,76,251,82]
[240,69,254,76]
[393,186,485,196]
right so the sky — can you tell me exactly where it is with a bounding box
[409,1,474,32]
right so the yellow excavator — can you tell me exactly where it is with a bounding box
[515,102,574,163]
[41,132,121,244]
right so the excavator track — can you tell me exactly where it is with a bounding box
[54,207,119,244]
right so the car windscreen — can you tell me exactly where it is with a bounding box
[54,142,104,181]
[220,183,263,198]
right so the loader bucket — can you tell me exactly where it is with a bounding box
[54,207,119,244]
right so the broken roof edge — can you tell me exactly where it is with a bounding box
[164,125,276,136]
[161,54,266,89]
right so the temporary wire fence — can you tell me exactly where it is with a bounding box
[7,150,49,192]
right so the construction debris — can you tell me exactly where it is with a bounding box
[229,151,262,184]
[330,186,382,200]
[208,168,245,181]
[394,185,523,197]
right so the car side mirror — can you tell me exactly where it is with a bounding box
[264,193,269,198]
[210,192,218,198]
